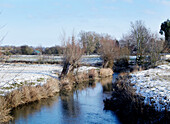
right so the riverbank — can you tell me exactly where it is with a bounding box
[0,63,113,123]
[104,63,170,123]
[10,76,120,124]
[131,63,170,111]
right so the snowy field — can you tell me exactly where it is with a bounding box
[1,55,102,65]
[130,63,170,111]
[0,63,99,96]
[0,63,63,96]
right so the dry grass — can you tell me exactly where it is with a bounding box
[0,97,13,123]
[0,78,60,123]
[99,68,113,78]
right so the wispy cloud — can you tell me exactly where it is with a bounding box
[150,0,170,6]
[161,0,170,6]
[123,0,133,3]
[144,10,156,15]
[0,3,15,8]
[103,6,116,10]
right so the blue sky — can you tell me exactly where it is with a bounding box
[0,0,170,47]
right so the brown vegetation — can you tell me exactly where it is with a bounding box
[100,35,120,68]
[0,97,12,123]
[99,68,113,78]
[0,78,60,123]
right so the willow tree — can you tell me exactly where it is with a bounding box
[160,19,170,52]
[60,34,84,78]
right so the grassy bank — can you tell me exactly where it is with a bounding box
[104,75,170,124]
[0,66,114,123]
[0,78,59,123]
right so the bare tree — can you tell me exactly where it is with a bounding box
[147,33,164,66]
[130,20,151,56]
[100,35,120,68]
[122,20,151,65]
[79,31,101,55]
[60,34,84,78]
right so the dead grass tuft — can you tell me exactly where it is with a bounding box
[6,90,22,108]
[0,97,13,123]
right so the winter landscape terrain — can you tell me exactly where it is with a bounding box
[131,63,170,111]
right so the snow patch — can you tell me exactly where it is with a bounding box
[131,64,170,111]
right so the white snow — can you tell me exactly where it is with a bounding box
[0,63,63,96]
[130,64,170,111]
[74,66,99,73]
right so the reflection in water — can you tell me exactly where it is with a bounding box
[60,94,80,119]
[11,74,120,124]
[11,94,59,123]
[101,77,113,92]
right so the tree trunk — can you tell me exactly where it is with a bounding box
[59,62,77,79]
[103,60,109,68]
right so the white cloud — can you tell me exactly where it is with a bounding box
[150,0,170,6]
[162,0,170,6]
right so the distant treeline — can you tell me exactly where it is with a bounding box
[0,45,64,55]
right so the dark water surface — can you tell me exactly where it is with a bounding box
[11,74,121,124]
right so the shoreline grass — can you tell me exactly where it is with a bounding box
[0,78,60,123]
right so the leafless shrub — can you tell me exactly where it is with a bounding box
[100,35,120,68]
[99,68,113,78]
[147,33,164,66]
[75,71,88,82]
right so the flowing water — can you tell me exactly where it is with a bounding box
[10,74,121,124]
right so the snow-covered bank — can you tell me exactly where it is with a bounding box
[0,63,101,96]
[130,63,170,111]
[0,64,63,96]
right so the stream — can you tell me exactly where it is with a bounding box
[10,73,121,124]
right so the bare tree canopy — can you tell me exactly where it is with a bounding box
[130,20,151,56]
[148,33,164,66]
[79,31,101,55]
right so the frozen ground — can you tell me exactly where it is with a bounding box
[130,63,170,111]
[0,63,99,96]
[0,63,63,96]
